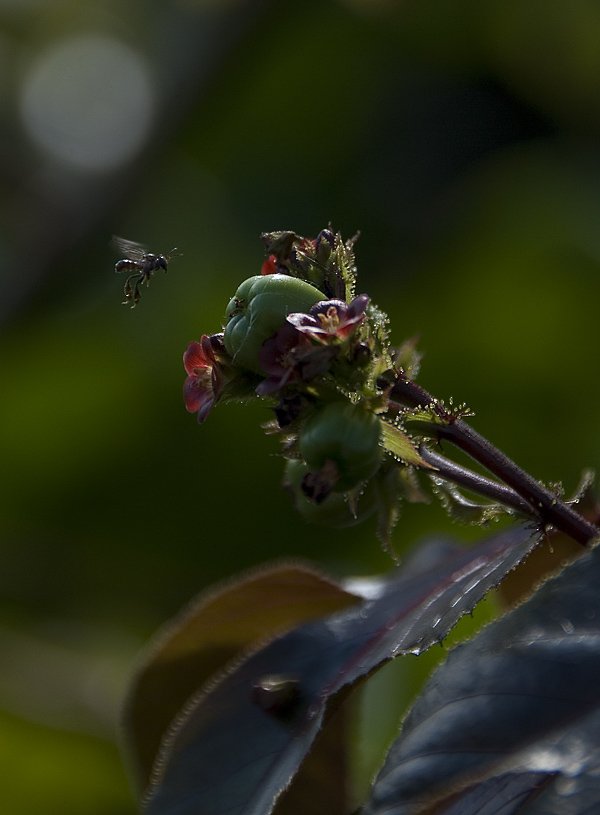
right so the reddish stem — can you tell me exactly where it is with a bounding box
[390,374,598,547]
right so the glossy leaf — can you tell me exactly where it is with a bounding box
[431,773,554,815]
[144,524,543,815]
[123,563,361,794]
[364,540,600,815]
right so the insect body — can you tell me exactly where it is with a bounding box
[113,236,179,307]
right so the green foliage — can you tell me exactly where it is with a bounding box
[379,421,428,468]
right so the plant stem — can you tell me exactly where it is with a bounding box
[389,374,598,546]
[418,445,536,519]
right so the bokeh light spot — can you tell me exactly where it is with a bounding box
[20,35,154,173]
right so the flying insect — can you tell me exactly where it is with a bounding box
[113,236,179,307]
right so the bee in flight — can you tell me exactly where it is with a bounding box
[113,236,180,307]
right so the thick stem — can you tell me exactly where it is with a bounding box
[390,375,599,546]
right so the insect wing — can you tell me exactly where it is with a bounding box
[112,235,148,262]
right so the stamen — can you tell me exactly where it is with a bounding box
[317,306,340,331]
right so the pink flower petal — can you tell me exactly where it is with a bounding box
[183,341,210,375]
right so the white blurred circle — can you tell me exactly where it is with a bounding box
[20,35,155,173]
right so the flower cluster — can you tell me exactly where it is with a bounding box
[183,292,370,420]
[179,227,551,547]
[182,228,426,541]
[183,230,382,423]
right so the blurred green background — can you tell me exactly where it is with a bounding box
[2,0,600,812]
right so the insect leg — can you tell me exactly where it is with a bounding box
[122,273,141,307]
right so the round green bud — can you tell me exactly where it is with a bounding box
[284,459,377,528]
[223,274,325,373]
[299,401,382,492]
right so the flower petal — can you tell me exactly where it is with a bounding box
[183,376,203,413]
[260,255,277,275]
[308,299,348,317]
[347,293,369,320]
[196,396,215,423]
[183,341,210,375]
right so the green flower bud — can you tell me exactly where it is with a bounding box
[223,274,325,373]
[284,459,377,528]
[299,401,382,492]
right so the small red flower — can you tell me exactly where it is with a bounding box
[183,333,226,423]
[260,254,277,275]
[286,294,369,343]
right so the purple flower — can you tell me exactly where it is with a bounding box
[256,324,309,396]
[256,323,338,397]
[286,294,369,343]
